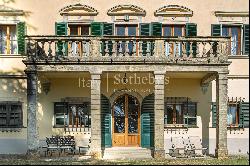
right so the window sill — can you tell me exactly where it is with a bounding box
[0,54,24,58]
[0,126,26,132]
[228,55,249,59]
[164,124,198,128]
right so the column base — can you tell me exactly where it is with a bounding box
[26,150,40,159]
[153,149,165,159]
[215,148,228,159]
[90,150,102,159]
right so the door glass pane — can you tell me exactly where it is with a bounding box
[81,26,90,35]
[128,95,139,134]
[114,96,125,133]
[128,26,137,36]
[227,105,237,125]
[116,26,125,36]
[222,27,229,36]
[167,105,174,124]
[231,27,240,55]
[174,26,183,36]
[176,105,183,124]
[163,26,171,36]
[69,25,78,35]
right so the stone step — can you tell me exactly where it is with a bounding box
[103,147,153,159]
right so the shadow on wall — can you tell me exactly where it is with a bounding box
[0,69,27,100]
[0,0,37,31]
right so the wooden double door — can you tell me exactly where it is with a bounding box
[112,94,140,147]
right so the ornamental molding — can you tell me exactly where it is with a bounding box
[154,5,193,17]
[0,5,24,16]
[107,5,146,16]
[215,11,249,17]
[59,3,98,16]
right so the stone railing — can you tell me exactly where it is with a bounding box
[25,36,230,64]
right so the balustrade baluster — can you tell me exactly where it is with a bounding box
[48,41,53,58]
[125,41,130,56]
[139,41,143,56]
[111,40,116,56]
[189,41,194,57]
[146,42,151,56]
[118,41,123,56]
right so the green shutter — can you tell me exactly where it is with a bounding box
[211,102,217,128]
[55,22,68,35]
[240,102,249,128]
[55,22,68,56]
[91,22,103,36]
[103,23,114,55]
[140,23,150,36]
[243,24,249,55]
[211,24,222,36]
[101,95,112,148]
[140,24,151,56]
[141,94,154,148]
[186,23,197,56]
[17,22,26,55]
[151,22,162,36]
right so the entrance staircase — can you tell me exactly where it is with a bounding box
[103,147,153,159]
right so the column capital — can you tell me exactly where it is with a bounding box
[154,70,166,76]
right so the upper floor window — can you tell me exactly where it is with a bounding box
[68,24,90,36]
[163,24,185,36]
[0,25,18,54]
[0,102,23,128]
[222,25,242,55]
[212,24,249,56]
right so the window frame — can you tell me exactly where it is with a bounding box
[221,24,243,55]
[227,102,240,127]
[54,102,91,131]
[0,24,18,55]
[0,101,23,128]
[164,100,197,128]
[162,24,186,37]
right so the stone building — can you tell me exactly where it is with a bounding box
[0,0,249,159]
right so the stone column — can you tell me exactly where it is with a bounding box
[90,72,102,158]
[26,71,39,158]
[215,72,228,158]
[153,71,166,159]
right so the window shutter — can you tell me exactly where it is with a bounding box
[240,102,249,128]
[17,22,26,55]
[103,23,114,55]
[140,23,151,56]
[211,24,222,37]
[103,23,114,35]
[211,102,217,128]
[55,22,68,56]
[243,24,249,55]
[91,22,103,36]
[151,22,162,36]
[101,95,112,147]
[141,94,154,148]
[186,23,197,56]
[55,22,68,35]
[140,23,150,36]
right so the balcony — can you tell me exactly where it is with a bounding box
[24,36,230,65]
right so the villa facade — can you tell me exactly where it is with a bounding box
[0,0,249,159]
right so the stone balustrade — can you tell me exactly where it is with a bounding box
[25,36,230,64]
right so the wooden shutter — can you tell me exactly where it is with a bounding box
[211,102,217,128]
[186,23,197,56]
[91,22,103,36]
[240,102,249,128]
[140,23,151,56]
[141,94,154,148]
[17,22,26,55]
[55,22,68,56]
[103,23,114,55]
[211,24,222,36]
[243,24,249,55]
[151,22,162,36]
[101,95,112,148]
